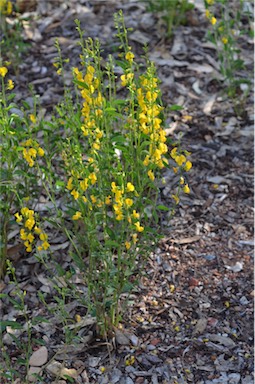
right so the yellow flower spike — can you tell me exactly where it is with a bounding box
[72,211,82,220]
[222,37,228,45]
[183,184,190,194]
[29,114,36,124]
[0,67,8,77]
[148,169,155,181]
[125,241,131,250]
[7,79,14,90]
[184,160,192,172]
[15,213,23,223]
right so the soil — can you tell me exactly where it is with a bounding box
[1,1,254,383]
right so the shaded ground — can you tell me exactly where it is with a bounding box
[1,1,254,383]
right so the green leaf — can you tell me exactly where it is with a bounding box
[0,320,23,331]
[157,204,169,211]
[169,104,183,111]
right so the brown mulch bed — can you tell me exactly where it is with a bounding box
[1,1,254,383]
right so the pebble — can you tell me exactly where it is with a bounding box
[239,296,249,305]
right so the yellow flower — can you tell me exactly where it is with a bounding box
[126,182,135,192]
[148,169,155,181]
[105,195,111,205]
[57,68,62,75]
[180,177,184,185]
[184,160,192,171]
[7,79,14,90]
[42,241,50,250]
[116,213,124,221]
[172,194,180,204]
[71,189,79,200]
[20,229,27,240]
[39,233,48,241]
[120,73,134,87]
[183,184,190,194]
[0,66,8,77]
[67,177,73,190]
[125,198,133,207]
[15,212,23,223]
[211,17,217,25]
[37,147,44,156]
[21,207,30,216]
[29,114,36,124]
[25,217,35,231]
[125,241,131,250]
[222,37,228,45]
[132,210,140,219]
[205,9,210,19]
[143,155,150,166]
[80,178,89,191]
[206,0,214,4]
[134,221,144,232]
[34,226,42,235]
[25,244,32,252]
[175,154,186,166]
[89,172,97,185]
[27,233,35,243]
[132,233,138,243]
[90,195,97,204]
[72,211,82,220]
[28,148,37,158]
[125,51,135,62]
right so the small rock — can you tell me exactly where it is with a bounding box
[239,296,249,305]
[228,373,241,384]
[115,329,130,345]
[29,346,48,367]
[129,334,139,347]
[60,367,78,380]
[27,367,42,382]
[46,361,62,376]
